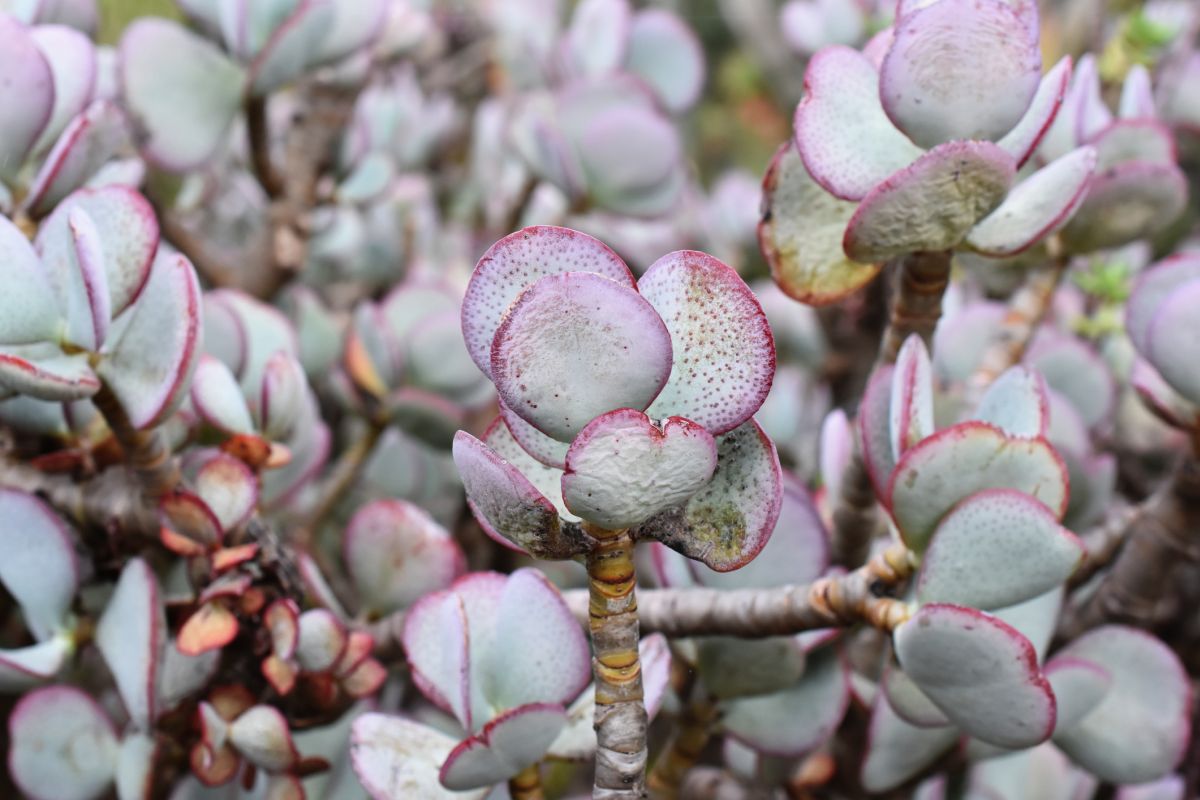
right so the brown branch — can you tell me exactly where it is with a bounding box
[246,96,284,198]
[300,421,385,545]
[92,383,180,501]
[646,690,719,799]
[508,763,545,800]
[1064,455,1200,634]
[0,458,156,535]
[828,443,884,569]
[565,543,916,639]
[877,250,953,365]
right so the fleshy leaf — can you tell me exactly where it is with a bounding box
[483,417,575,522]
[0,639,71,691]
[402,589,471,729]
[562,409,717,529]
[639,250,775,434]
[1058,162,1188,254]
[491,271,672,442]
[972,366,1049,438]
[895,603,1056,748]
[0,489,78,641]
[350,714,487,800]
[792,46,924,201]
[499,400,568,468]
[860,692,957,792]
[916,489,1084,610]
[635,419,782,571]
[96,253,202,429]
[0,15,54,181]
[1126,255,1200,354]
[246,0,334,96]
[759,141,881,306]
[843,140,1017,263]
[95,558,163,731]
[9,687,118,800]
[887,421,1069,553]
[30,24,96,153]
[561,0,630,79]
[1051,626,1191,783]
[1044,657,1111,733]
[1090,120,1176,171]
[722,647,850,756]
[1026,332,1115,430]
[295,609,348,672]
[966,146,1097,257]
[26,101,130,218]
[344,499,464,615]
[115,734,156,800]
[228,705,298,772]
[439,703,567,791]
[624,9,704,113]
[889,335,934,460]
[1145,280,1200,405]
[177,602,238,656]
[997,57,1073,165]
[880,662,950,728]
[0,216,62,345]
[462,226,635,379]
[859,364,896,497]
[0,345,99,401]
[878,0,1041,148]
[194,452,258,531]
[119,19,245,171]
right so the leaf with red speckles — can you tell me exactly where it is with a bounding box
[639,250,775,434]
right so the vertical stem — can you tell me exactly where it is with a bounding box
[646,692,718,799]
[246,96,283,198]
[508,764,545,800]
[828,443,883,569]
[586,524,648,799]
[92,383,180,501]
[877,250,953,365]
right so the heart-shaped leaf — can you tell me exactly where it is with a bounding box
[966,146,1097,257]
[561,409,717,529]
[97,253,202,429]
[1043,656,1111,733]
[0,15,54,181]
[0,216,62,345]
[9,686,118,800]
[1051,626,1191,783]
[639,250,774,434]
[624,9,704,113]
[878,0,1041,148]
[462,226,634,380]
[844,140,1017,263]
[439,703,567,791]
[25,101,130,219]
[916,489,1084,610]
[860,691,957,792]
[997,56,1073,165]
[96,558,163,731]
[0,489,78,641]
[491,271,672,442]
[973,366,1050,438]
[722,646,850,755]
[1058,161,1188,253]
[344,499,464,615]
[635,419,782,571]
[350,714,487,800]
[120,19,244,171]
[793,46,924,201]
[759,141,881,306]
[888,421,1068,553]
[895,603,1056,748]
[890,335,934,460]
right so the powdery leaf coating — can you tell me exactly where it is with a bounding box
[120,19,245,171]
[888,421,1069,554]
[997,56,1073,165]
[895,603,1056,748]
[1044,657,1111,733]
[0,639,71,691]
[624,9,704,113]
[246,0,334,96]
[439,703,568,791]
[191,356,254,434]
[344,499,465,615]
[860,692,958,792]
[114,734,155,800]
[0,489,79,641]
[26,101,130,221]
[575,105,685,218]
[1058,161,1188,254]
[640,250,775,433]
[491,271,672,442]
[95,558,162,731]
[499,401,568,469]
[8,686,118,800]
[1145,281,1200,405]
[295,609,348,673]
[402,589,471,728]
[889,335,934,461]
[0,15,54,181]
[860,364,897,498]
[1090,120,1176,172]
[0,346,99,401]
[350,714,487,800]
[844,140,1017,263]
[722,647,850,756]
[194,452,258,531]
[696,635,806,700]
[759,141,881,306]
[879,0,1041,148]
[480,568,591,712]
[97,253,202,429]
[1051,626,1191,783]
[1126,255,1200,354]
[562,409,716,529]
[1026,332,1115,430]
[916,489,1084,610]
[483,417,575,523]
[453,430,590,559]
[793,46,925,201]
[635,419,782,571]
[228,706,298,772]
[973,366,1050,438]
[37,186,159,319]
[0,217,62,345]
[820,409,853,505]
[30,24,96,153]
[880,662,950,728]
[966,146,1097,257]
[462,226,634,379]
